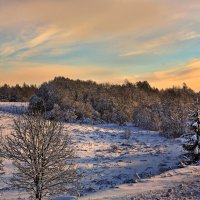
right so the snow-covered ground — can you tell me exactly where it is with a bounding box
[0,102,28,114]
[0,102,198,200]
[72,124,182,195]
[80,165,200,200]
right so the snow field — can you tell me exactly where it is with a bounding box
[0,103,187,199]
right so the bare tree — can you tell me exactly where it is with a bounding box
[2,114,78,200]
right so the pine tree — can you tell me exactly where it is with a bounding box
[183,102,200,163]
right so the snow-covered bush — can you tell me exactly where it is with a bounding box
[133,100,162,131]
[36,83,59,111]
[63,109,77,123]
[159,88,193,138]
[160,104,189,138]
[28,95,45,114]
[112,109,128,126]
[73,102,94,120]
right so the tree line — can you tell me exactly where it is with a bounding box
[27,77,199,138]
[0,83,37,102]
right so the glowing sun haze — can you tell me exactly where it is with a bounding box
[0,0,200,91]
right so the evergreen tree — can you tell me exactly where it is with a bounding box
[183,102,200,163]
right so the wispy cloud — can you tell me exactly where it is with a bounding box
[120,31,200,57]
[0,27,62,59]
[0,0,168,40]
[148,59,200,81]
[27,27,60,48]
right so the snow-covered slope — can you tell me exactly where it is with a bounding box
[0,103,193,199]
[80,165,200,200]
[72,124,183,195]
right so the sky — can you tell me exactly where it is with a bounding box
[0,0,200,91]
